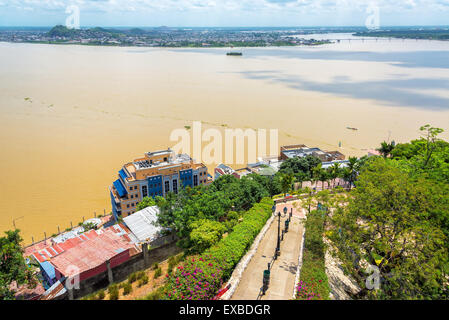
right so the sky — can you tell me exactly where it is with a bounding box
[0,0,448,27]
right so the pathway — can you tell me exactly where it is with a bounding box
[231,200,306,300]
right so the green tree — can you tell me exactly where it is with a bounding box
[1,230,36,300]
[297,187,315,214]
[420,124,444,168]
[376,141,395,158]
[280,173,295,197]
[345,156,359,189]
[328,162,342,188]
[136,196,157,211]
[189,219,226,252]
[279,155,321,180]
[329,158,448,299]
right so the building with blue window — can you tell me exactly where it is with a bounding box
[110,149,211,219]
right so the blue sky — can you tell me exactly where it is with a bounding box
[0,0,448,27]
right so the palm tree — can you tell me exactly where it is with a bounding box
[329,162,341,188]
[319,167,329,191]
[377,141,395,158]
[312,163,322,190]
[346,156,359,189]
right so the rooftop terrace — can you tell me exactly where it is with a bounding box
[134,152,192,171]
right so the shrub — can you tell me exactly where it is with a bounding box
[83,293,96,300]
[123,282,133,295]
[144,287,165,300]
[97,290,105,300]
[189,219,226,252]
[295,280,323,300]
[205,197,274,278]
[138,274,149,287]
[108,284,119,300]
[168,257,176,270]
[167,254,184,273]
[128,272,139,283]
[154,267,162,279]
[164,197,274,300]
[164,255,225,300]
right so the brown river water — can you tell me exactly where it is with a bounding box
[1,36,449,244]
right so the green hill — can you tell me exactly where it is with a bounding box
[47,25,79,37]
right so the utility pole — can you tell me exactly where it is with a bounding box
[12,216,24,229]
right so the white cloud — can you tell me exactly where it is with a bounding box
[1,0,447,12]
[0,0,448,26]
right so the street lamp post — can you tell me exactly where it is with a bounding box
[275,212,281,259]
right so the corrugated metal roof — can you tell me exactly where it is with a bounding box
[40,280,67,300]
[123,206,162,243]
[40,261,56,279]
[50,228,138,277]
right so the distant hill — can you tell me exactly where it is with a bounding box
[47,25,79,37]
[128,28,147,35]
[47,25,125,38]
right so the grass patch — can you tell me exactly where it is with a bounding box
[296,209,330,300]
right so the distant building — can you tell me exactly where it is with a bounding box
[214,163,235,180]
[214,156,282,181]
[247,156,282,177]
[321,159,350,169]
[367,149,382,157]
[110,149,211,218]
[233,167,253,179]
[123,206,162,245]
[280,144,345,162]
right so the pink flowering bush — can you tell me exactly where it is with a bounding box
[295,280,323,300]
[164,255,224,300]
[163,198,274,300]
